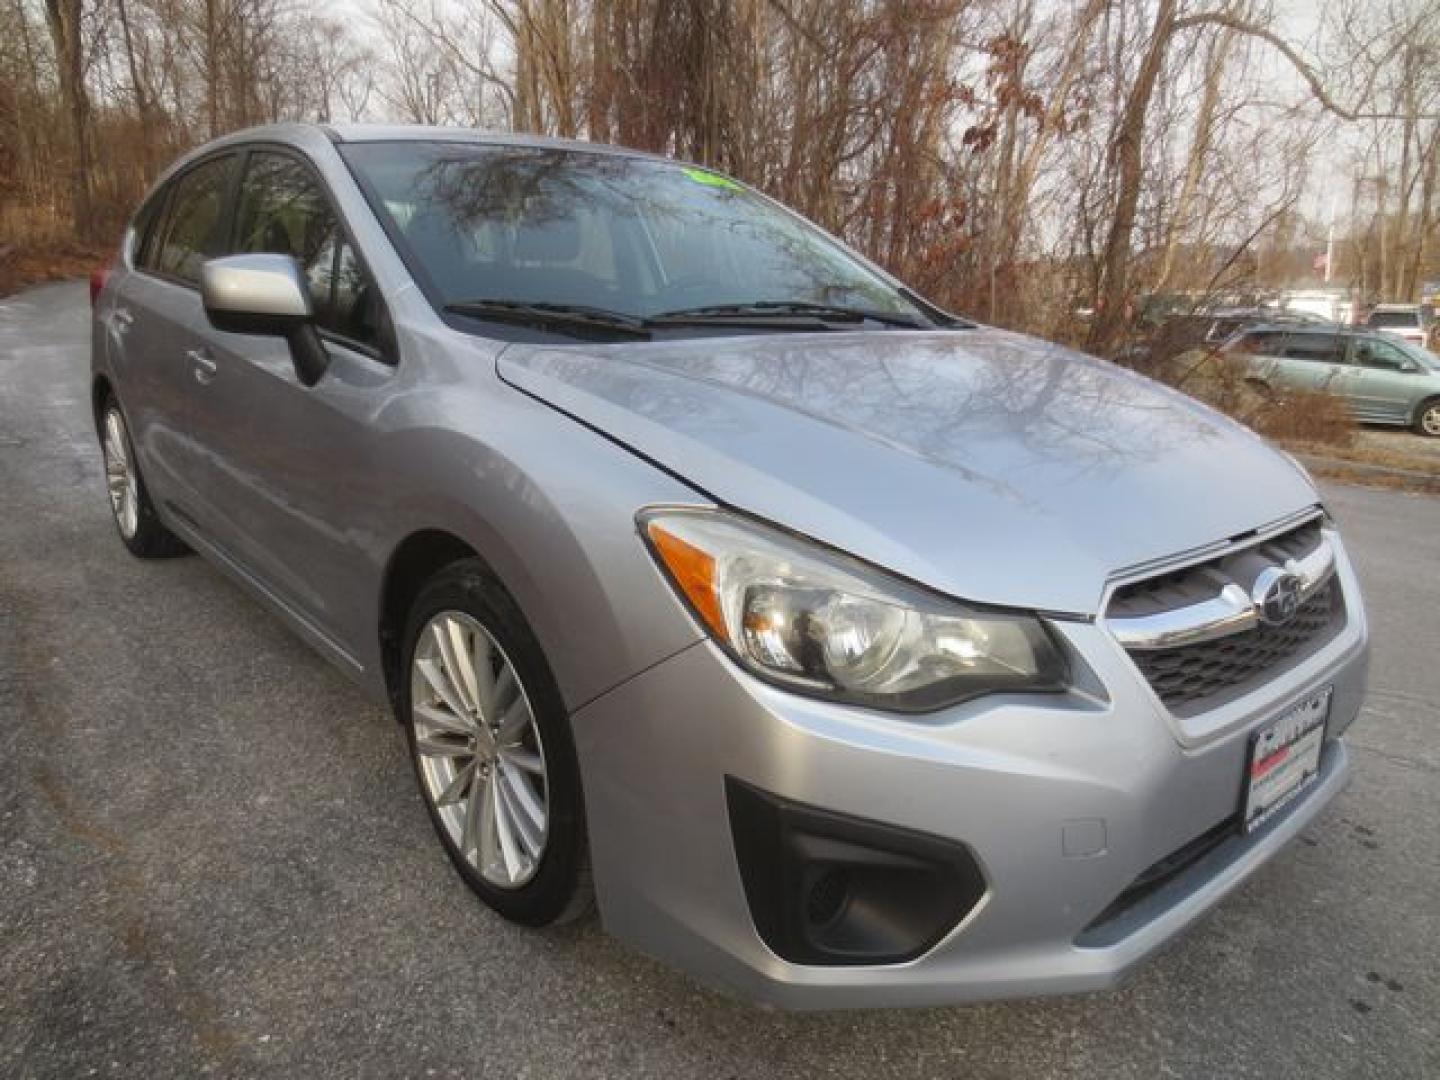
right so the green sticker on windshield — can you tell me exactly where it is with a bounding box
[682,166,743,192]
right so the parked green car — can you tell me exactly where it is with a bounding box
[1219,324,1440,436]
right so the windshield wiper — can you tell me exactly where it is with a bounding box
[652,300,930,329]
[445,299,652,340]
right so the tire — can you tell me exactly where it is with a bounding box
[399,559,592,926]
[99,398,189,558]
[1415,397,1440,438]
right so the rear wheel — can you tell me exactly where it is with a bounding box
[1416,398,1440,437]
[400,560,591,925]
[100,399,188,558]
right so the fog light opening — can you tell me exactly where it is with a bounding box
[726,777,987,966]
[804,866,851,930]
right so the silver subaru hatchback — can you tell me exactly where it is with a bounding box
[91,125,1369,1009]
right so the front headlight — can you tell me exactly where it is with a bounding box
[640,508,1068,712]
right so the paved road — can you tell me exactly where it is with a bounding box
[2,281,1437,1079]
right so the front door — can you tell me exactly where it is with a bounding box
[1340,336,1424,424]
[185,148,397,660]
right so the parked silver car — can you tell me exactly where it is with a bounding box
[91,125,1369,1009]
[1221,324,1440,435]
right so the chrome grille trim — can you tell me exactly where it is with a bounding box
[1104,516,1346,714]
[1108,530,1336,651]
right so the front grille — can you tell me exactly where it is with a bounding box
[1109,517,1345,714]
[1130,581,1340,711]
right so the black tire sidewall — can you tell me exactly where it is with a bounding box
[399,559,586,926]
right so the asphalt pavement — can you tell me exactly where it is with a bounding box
[2,281,1437,1079]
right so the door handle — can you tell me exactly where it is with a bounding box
[188,348,218,385]
[111,307,134,331]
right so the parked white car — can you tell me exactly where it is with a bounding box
[1365,303,1428,348]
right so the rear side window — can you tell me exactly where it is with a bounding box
[233,151,381,349]
[1206,318,1243,343]
[133,188,171,270]
[1233,331,1277,354]
[1367,310,1417,329]
[153,155,237,284]
[1273,333,1346,364]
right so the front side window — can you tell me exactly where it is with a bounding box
[234,151,380,348]
[339,141,932,329]
[1353,336,1414,371]
[153,155,237,284]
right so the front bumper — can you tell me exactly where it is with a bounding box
[570,553,1369,1010]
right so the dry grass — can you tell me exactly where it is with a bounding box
[1286,432,1440,476]
[1246,388,1357,449]
[1152,347,1357,450]
[0,240,112,298]
[0,203,115,296]
[1149,347,1440,492]
[1295,457,1440,494]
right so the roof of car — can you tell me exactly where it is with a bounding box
[324,123,667,161]
[1241,322,1357,334]
[150,122,690,202]
[1370,303,1419,313]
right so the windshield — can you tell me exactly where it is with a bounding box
[339,141,929,326]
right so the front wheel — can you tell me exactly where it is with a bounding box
[400,560,591,925]
[1416,398,1440,437]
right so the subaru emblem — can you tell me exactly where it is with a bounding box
[1252,567,1303,626]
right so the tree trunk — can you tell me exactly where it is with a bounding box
[1086,0,1177,357]
[43,0,95,242]
[115,0,157,176]
[204,0,220,137]
[1155,27,1234,292]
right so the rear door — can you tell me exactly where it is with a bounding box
[1231,330,1306,390]
[106,154,240,517]
[1265,331,1350,394]
[1342,335,1426,424]
[183,146,397,659]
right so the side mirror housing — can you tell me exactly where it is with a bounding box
[201,254,330,386]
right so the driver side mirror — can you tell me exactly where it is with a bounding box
[201,254,330,387]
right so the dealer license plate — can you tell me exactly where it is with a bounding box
[1243,686,1331,833]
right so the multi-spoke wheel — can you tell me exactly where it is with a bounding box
[412,611,550,888]
[98,398,188,558]
[103,407,140,539]
[401,560,590,924]
[1417,398,1440,438]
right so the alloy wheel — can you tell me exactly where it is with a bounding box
[102,407,140,539]
[1423,404,1440,437]
[410,610,550,888]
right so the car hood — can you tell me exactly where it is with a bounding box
[498,328,1318,614]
